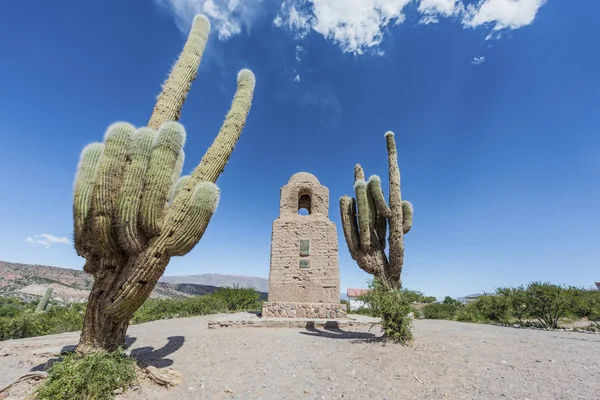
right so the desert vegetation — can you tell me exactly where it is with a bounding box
[0,286,262,341]
[339,132,415,344]
[419,282,600,331]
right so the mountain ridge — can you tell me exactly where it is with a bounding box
[0,261,268,302]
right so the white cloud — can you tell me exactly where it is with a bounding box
[295,45,307,62]
[463,0,547,31]
[154,0,548,54]
[294,73,301,82]
[153,0,264,39]
[472,55,486,65]
[26,234,71,249]
[418,0,464,22]
[275,0,412,55]
[274,0,546,54]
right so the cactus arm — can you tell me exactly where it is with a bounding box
[339,195,366,263]
[375,212,387,249]
[169,175,190,204]
[366,181,378,231]
[92,123,135,255]
[187,69,255,185]
[384,131,405,277]
[367,175,390,248]
[107,174,219,318]
[139,122,186,237]
[354,164,365,182]
[166,182,220,256]
[168,151,185,202]
[353,180,372,252]
[116,128,155,254]
[367,175,391,218]
[147,15,210,129]
[73,142,104,256]
[402,200,413,234]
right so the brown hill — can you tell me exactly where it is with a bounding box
[0,261,267,303]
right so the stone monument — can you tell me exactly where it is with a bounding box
[261,172,347,319]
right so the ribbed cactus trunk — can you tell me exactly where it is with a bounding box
[74,15,256,353]
[339,132,413,289]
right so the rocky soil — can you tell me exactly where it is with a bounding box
[1,314,599,399]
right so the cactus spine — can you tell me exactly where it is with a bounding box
[73,14,256,353]
[339,132,413,289]
[35,287,53,314]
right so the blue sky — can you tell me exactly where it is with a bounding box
[0,0,598,299]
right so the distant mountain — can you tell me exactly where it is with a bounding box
[161,273,269,292]
[0,261,267,302]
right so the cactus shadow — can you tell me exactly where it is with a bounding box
[130,335,185,369]
[299,323,379,340]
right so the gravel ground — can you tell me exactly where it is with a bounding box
[1,314,599,400]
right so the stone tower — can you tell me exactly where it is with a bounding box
[262,172,347,319]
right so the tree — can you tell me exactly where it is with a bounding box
[73,15,256,353]
[523,282,574,329]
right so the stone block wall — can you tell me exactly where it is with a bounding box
[267,172,340,304]
[262,302,347,319]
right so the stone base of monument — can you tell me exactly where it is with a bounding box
[260,302,347,319]
[207,311,380,330]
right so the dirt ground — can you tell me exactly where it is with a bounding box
[1,314,599,400]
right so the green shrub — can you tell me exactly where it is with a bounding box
[570,289,600,321]
[35,348,137,400]
[131,295,228,324]
[524,282,575,329]
[358,279,413,345]
[0,303,86,341]
[496,286,528,323]
[0,296,27,317]
[400,289,436,304]
[211,284,262,312]
[421,297,462,320]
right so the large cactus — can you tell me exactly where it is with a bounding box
[339,132,413,289]
[73,14,256,353]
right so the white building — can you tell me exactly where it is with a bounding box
[346,288,371,311]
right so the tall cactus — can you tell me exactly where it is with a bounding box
[73,14,256,353]
[35,287,53,314]
[339,132,413,289]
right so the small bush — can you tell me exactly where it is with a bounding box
[211,284,262,312]
[421,297,462,320]
[358,279,413,344]
[36,348,137,400]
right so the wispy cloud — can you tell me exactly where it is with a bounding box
[26,234,71,249]
[153,0,548,55]
[418,0,465,25]
[275,0,548,54]
[153,0,266,39]
[275,0,412,55]
[463,0,547,31]
[295,45,307,62]
[472,56,486,65]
